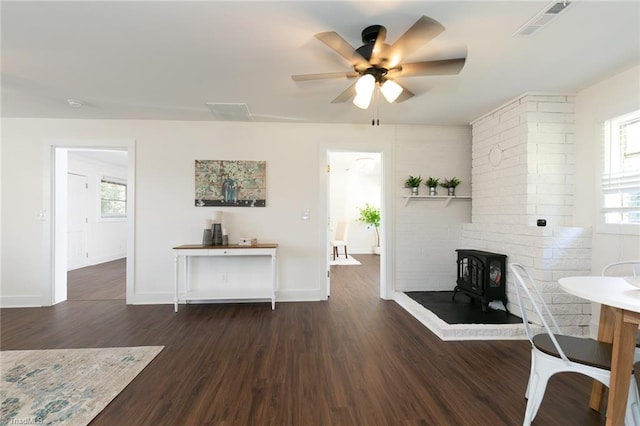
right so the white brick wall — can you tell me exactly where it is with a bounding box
[394,125,472,292]
[464,93,592,336]
[471,93,576,227]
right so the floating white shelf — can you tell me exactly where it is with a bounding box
[402,195,471,207]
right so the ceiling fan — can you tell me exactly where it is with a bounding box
[292,16,466,110]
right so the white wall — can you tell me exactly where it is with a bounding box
[0,120,472,306]
[574,64,640,272]
[68,152,128,267]
[394,125,472,291]
[2,66,637,310]
[574,65,640,335]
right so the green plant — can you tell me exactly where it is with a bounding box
[440,177,461,188]
[357,203,381,246]
[425,177,439,187]
[404,175,422,188]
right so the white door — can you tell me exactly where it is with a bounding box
[67,173,88,270]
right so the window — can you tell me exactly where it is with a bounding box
[100,178,127,218]
[602,110,640,226]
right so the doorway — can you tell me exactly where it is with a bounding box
[327,151,382,297]
[51,142,135,305]
[67,172,89,271]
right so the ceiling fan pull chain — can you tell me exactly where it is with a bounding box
[371,92,376,126]
[376,89,380,126]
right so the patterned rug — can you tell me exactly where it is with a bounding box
[1,346,163,425]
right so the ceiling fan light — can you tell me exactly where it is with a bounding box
[353,92,373,109]
[355,74,375,95]
[380,79,403,103]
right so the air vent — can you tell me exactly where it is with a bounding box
[514,1,571,37]
[545,2,570,14]
[205,102,253,121]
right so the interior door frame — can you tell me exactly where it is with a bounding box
[48,139,135,305]
[319,142,394,300]
[67,171,89,271]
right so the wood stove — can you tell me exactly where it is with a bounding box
[453,249,507,313]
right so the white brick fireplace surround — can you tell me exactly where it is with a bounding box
[462,93,592,337]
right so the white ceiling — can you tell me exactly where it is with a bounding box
[2,1,639,126]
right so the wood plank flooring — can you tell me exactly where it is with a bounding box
[67,258,126,300]
[1,255,608,425]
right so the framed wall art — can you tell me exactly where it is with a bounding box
[195,160,266,207]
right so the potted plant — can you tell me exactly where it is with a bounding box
[425,177,439,196]
[440,177,461,196]
[405,175,422,195]
[357,203,381,255]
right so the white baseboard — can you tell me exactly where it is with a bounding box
[68,254,126,271]
[88,254,126,266]
[0,295,46,308]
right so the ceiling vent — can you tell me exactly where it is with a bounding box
[205,102,253,121]
[514,1,571,37]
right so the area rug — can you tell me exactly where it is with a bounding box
[329,255,361,266]
[1,346,163,425]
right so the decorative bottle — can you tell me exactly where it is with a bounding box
[212,223,223,246]
[202,219,213,246]
[223,176,237,204]
[202,229,213,246]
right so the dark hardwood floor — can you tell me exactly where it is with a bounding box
[1,254,608,425]
[67,258,126,300]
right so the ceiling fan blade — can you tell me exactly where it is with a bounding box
[390,58,466,77]
[389,16,445,65]
[315,31,369,68]
[393,82,415,103]
[331,81,357,103]
[369,26,388,67]
[291,71,359,81]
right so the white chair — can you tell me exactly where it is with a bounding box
[602,260,640,277]
[602,260,640,348]
[509,263,640,426]
[331,221,349,260]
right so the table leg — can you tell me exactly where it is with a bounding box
[185,256,190,305]
[590,305,616,411]
[271,253,277,310]
[605,308,638,426]
[174,253,179,312]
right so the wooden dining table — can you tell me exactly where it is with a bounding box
[558,276,640,426]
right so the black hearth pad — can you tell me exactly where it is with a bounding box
[405,291,522,325]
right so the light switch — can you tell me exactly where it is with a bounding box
[37,209,47,221]
[301,210,310,220]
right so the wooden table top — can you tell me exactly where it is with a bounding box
[173,243,278,250]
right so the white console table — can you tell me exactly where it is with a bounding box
[173,243,278,312]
